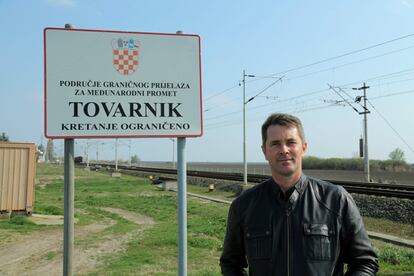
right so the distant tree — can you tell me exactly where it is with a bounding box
[46,139,55,162]
[38,143,45,153]
[389,148,405,162]
[388,148,408,172]
[36,143,45,162]
[131,154,140,164]
[0,132,9,141]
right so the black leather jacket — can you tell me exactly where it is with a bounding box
[220,175,379,276]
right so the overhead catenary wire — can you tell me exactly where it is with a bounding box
[328,85,360,114]
[245,76,284,104]
[370,88,414,100]
[203,34,414,136]
[240,67,414,114]
[337,86,369,113]
[204,55,414,116]
[206,86,411,130]
[205,86,414,131]
[204,96,241,112]
[204,84,414,126]
[204,86,414,126]
[261,33,414,79]
[204,102,337,130]
[366,99,414,155]
[204,83,239,102]
[203,32,414,116]
[276,44,414,83]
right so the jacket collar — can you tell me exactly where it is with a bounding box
[269,174,308,198]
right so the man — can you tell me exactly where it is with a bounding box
[220,113,378,276]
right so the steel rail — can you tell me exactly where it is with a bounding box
[93,164,414,200]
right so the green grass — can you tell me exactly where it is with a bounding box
[187,185,237,202]
[46,250,58,260]
[375,243,414,275]
[1,163,412,275]
[35,164,228,275]
[0,213,44,235]
[364,217,414,240]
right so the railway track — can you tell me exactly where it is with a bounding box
[93,164,414,200]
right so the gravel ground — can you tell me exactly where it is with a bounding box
[123,168,414,224]
[353,194,414,224]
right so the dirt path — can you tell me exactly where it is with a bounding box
[0,208,154,276]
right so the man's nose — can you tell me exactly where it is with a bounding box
[279,144,289,155]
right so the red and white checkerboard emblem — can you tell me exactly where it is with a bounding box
[112,38,140,75]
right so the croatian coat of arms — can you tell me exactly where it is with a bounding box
[112,38,140,75]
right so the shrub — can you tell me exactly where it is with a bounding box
[378,247,414,265]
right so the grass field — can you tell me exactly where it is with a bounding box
[0,163,413,275]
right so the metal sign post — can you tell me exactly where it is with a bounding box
[62,23,75,276]
[177,137,187,276]
[63,138,74,276]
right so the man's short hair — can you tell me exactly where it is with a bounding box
[261,113,306,146]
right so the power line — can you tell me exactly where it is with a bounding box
[204,34,414,114]
[254,67,414,111]
[261,33,414,78]
[204,67,414,127]
[204,97,240,112]
[206,84,414,129]
[370,88,414,100]
[204,102,337,130]
[204,64,414,115]
[205,86,414,159]
[258,67,414,109]
[328,85,360,114]
[245,76,284,104]
[204,109,241,121]
[338,86,369,113]
[279,44,414,83]
[204,83,239,102]
[367,76,414,89]
[206,72,414,123]
[366,99,414,154]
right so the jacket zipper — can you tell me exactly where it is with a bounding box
[286,209,291,276]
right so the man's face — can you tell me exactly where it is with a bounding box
[262,124,307,178]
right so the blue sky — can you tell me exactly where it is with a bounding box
[1,0,414,164]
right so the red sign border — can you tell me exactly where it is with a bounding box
[44,27,203,139]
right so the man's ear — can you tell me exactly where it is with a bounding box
[302,142,308,153]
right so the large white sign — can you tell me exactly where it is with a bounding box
[44,28,202,138]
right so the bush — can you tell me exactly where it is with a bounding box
[378,247,414,265]
[35,205,63,215]
[9,215,34,225]
[303,156,363,170]
[302,156,411,172]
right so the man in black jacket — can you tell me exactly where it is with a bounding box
[220,113,379,276]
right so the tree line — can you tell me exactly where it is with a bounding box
[303,148,410,172]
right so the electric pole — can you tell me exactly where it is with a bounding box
[354,83,370,182]
[242,70,255,185]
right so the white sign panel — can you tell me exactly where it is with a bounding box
[44,28,202,138]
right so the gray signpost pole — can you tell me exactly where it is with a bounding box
[63,23,74,276]
[177,137,187,276]
[175,30,188,276]
[63,138,74,276]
